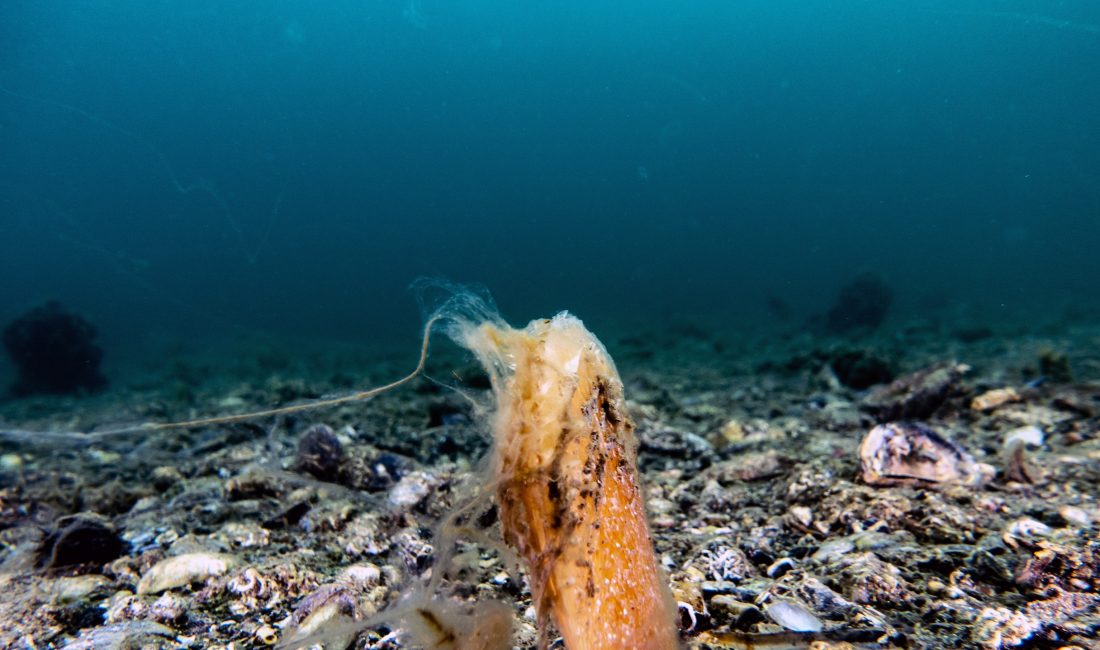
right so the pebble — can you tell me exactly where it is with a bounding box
[151,465,183,492]
[0,453,23,471]
[766,557,796,578]
[812,538,855,563]
[863,362,969,421]
[53,575,109,603]
[1057,505,1091,527]
[62,621,177,650]
[136,552,238,595]
[971,387,1021,412]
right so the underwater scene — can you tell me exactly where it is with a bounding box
[2,0,1099,647]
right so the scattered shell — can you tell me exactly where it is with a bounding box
[387,470,441,510]
[973,606,1042,649]
[764,601,823,632]
[339,563,382,587]
[788,505,813,528]
[859,422,994,487]
[282,583,361,649]
[1003,426,1044,449]
[136,553,238,595]
[1003,518,1052,548]
[971,387,1021,412]
[254,624,279,645]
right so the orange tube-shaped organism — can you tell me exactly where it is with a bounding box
[461,314,680,650]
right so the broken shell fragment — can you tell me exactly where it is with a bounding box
[858,423,993,487]
[1003,425,1044,450]
[764,601,823,632]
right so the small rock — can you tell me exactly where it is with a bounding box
[149,593,188,625]
[766,557,796,578]
[295,424,344,481]
[859,422,993,487]
[971,387,1021,412]
[835,552,912,606]
[36,513,126,572]
[829,350,894,389]
[136,553,238,595]
[53,575,110,603]
[864,362,969,421]
[62,620,177,650]
[150,466,183,492]
[1057,505,1091,527]
[811,538,855,563]
[708,594,755,618]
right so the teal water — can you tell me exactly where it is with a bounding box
[2,0,1098,381]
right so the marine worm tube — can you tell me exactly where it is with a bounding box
[459,313,680,650]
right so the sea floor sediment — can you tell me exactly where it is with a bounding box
[1,321,1098,649]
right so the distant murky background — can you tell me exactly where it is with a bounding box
[2,0,1099,382]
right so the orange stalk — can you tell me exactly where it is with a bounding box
[462,314,679,650]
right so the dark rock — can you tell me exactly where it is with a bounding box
[36,514,125,572]
[825,273,894,335]
[862,362,969,422]
[829,350,895,389]
[1038,349,1073,383]
[262,501,312,529]
[51,602,105,633]
[427,400,469,427]
[294,424,344,481]
[2,301,107,396]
